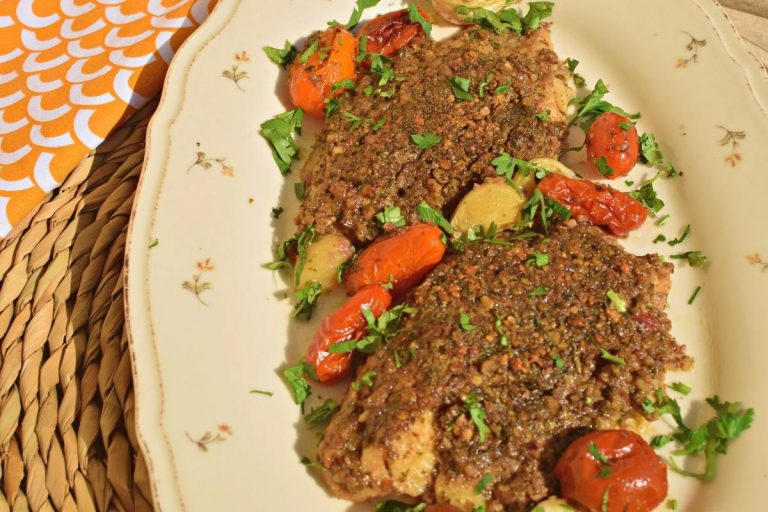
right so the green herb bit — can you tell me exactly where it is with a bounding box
[601,487,610,512]
[599,347,625,366]
[568,79,639,131]
[375,500,427,512]
[653,234,666,244]
[342,0,381,30]
[589,441,611,464]
[304,398,339,428]
[606,290,627,313]
[565,58,579,72]
[624,179,635,187]
[491,153,535,186]
[299,40,318,64]
[456,5,520,34]
[260,108,304,175]
[459,313,477,332]
[283,360,315,406]
[553,355,565,369]
[669,382,692,395]
[669,250,708,267]
[529,286,549,297]
[370,53,396,86]
[526,252,549,267]
[687,285,702,305]
[407,3,432,35]
[472,505,486,512]
[325,98,340,118]
[271,207,284,219]
[667,498,678,510]
[494,83,510,94]
[331,78,357,92]
[263,41,297,67]
[668,224,691,246]
[518,188,571,233]
[494,316,509,346]
[535,110,550,121]
[375,205,406,227]
[249,389,273,396]
[352,371,377,391]
[595,156,615,177]
[619,121,634,131]
[656,214,671,226]
[148,238,159,249]
[294,181,305,200]
[640,132,665,167]
[416,201,454,234]
[465,393,491,442]
[450,76,474,101]
[629,180,665,216]
[411,132,443,149]
[474,473,493,494]
[300,456,325,469]
[293,281,322,321]
[564,58,586,88]
[478,74,493,98]
[352,303,417,353]
[373,116,387,132]
[343,111,365,130]
[356,34,369,62]
[522,2,554,31]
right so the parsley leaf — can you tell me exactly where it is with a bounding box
[599,347,625,366]
[669,382,692,395]
[417,201,454,234]
[294,181,305,200]
[343,111,365,130]
[495,316,509,346]
[450,76,474,100]
[325,98,341,118]
[589,442,613,477]
[331,78,357,92]
[629,179,665,216]
[595,156,615,177]
[491,153,536,186]
[529,286,549,297]
[568,79,639,131]
[260,109,304,175]
[283,360,315,406]
[333,304,417,354]
[266,224,317,285]
[606,290,627,313]
[372,116,387,131]
[293,281,322,321]
[263,41,297,67]
[407,3,432,35]
[564,58,586,87]
[518,188,571,233]
[688,286,702,305]
[370,53,397,86]
[271,206,284,219]
[639,132,665,167]
[456,5,519,34]
[521,2,554,31]
[352,370,377,391]
[494,83,510,94]
[669,251,708,267]
[411,132,443,149]
[459,313,477,332]
[304,398,339,428]
[341,0,381,30]
[527,252,549,267]
[299,40,318,64]
[535,110,550,121]
[375,206,407,227]
[465,393,491,442]
[668,224,691,246]
[474,474,493,494]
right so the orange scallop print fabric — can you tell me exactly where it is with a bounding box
[0,0,218,239]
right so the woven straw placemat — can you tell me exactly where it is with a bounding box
[0,99,157,512]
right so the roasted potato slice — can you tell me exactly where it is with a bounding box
[450,178,526,234]
[298,234,354,290]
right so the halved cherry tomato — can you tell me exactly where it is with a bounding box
[306,285,392,383]
[585,112,640,179]
[538,173,647,237]
[358,8,429,65]
[344,223,446,297]
[289,27,357,118]
[554,430,667,512]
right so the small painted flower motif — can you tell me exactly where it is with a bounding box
[747,253,768,271]
[717,126,746,167]
[222,51,249,91]
[183,259,214,305]
[188,149,235,177]
[676,32,706,68]
[186,424,233,452]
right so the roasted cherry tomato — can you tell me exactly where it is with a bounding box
[424,505,463,512]
[585,112,640,179]
[538,173,647,237]
[344,223,446,297]
[358,8,429,65]
[554,430,667,512]
[289,27,357,118]
[306,285,392,383]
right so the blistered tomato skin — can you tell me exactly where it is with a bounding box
[288,27,357,118]
[538,174,647,237]
[586,112,640,179]
[358,8,429,65]
[554,430,668,512]
[306,285,392,383]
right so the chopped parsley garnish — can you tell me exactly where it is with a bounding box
[564,57,586,87]
[669,250,708,267]
[629,178,665,216]
[352,370,377,391]
[653,234,667,244]
[331,78,357,92]
[459,313,477,332]
[527,252,549,267]
[478,74,493,97]
[375,205,406,227]
[688,286,702,305]
[416,201,454,234]
[474,473,493,494]
[519,188,571,233]
[407,3,432,35]
[372,116,387,132]
[535,110,550,121]
[568,79,640,131]
[263,41,297,67]
[260,108,304,175]
[271,207,284,219]
[283,360,316,406]
[249,389,273,396]
[595,156,615,177]
[495,316,509,346]
[668,224,691,246]
[589,442,613,478]
[299,40,318,64]
[494,83,510,94]
[669,382,692,395]
[465,393,491,442]
[656,214,671,226]
[450,76,474,100]
[325,98,340,118]
[521,2,554,31]
[491,152,535,186]
[456,224,536,252]
[411,132,443,149]
[599,347,625,366]
[529,286,549,297]
[601,487,610,512]
[370,53,397,86]
[343,111,365,130]
[294,181,305,200]
[643,389,754,481]
[335,0,381,30]
[304,398,339,428]
[293,281,322,321]
[619,121,634,130]
[456,1,553,35]
[606,290,627,313]
[553,355,565,369]
[667,499,678,510]
[300,455,325,469]
[639,132,665,167]
[332,304,416,354]
[266,224,317,285]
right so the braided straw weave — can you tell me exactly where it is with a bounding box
[0,100,158,512]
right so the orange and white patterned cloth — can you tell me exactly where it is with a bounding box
[0,0,217,239]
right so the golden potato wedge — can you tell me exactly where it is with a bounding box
[450,178,526,234]
[531,496,575,511]
[298,234,354,290]
[530,157,578,178]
